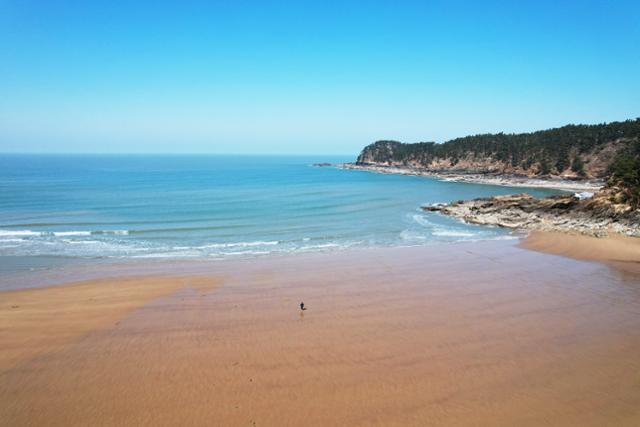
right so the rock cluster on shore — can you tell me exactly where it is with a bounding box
[423,187,640,237]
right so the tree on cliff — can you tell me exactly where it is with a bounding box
[571,156,586,177]
[608,140,640,208]
[539,158,552,175]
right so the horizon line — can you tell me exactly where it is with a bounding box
[0,152,359,157]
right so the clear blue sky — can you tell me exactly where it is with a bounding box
[1,0,638,154]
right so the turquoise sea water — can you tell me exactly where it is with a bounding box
[0,155,560,264]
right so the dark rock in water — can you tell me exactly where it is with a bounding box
[313,163,333,167]
[422,188,640,237]
[423,203,447,212]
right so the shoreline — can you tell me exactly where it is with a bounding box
[0,238,522,291]
[3,228,639,292]
[338,162,604,192]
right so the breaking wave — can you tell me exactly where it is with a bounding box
[0,229,129,237]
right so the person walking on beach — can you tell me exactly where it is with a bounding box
[300,302,305,310]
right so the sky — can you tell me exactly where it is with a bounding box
[0,0,639,154]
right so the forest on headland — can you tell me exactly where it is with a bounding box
[356,118,640,207]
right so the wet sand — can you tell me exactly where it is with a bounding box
[522,231,640,276]
[1,242,640,426]
[0,275,220,372]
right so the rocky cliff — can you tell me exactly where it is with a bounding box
[356,140,628,179]
[356,119,640,180]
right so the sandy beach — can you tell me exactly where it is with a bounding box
[521,231,640,276]
[1,240,640,426]
[0,276,220,372]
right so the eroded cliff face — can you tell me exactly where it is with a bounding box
[356,140,628,179]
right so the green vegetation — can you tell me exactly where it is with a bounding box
[571,156,586,177]
[358,118,640,175]
[539,158,552,175]
[608,140,640,208]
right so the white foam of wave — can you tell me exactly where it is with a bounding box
[0,229,130,237]
[302,243,341,249]
[0,238,151,258]
[487,235,519,241]
[411,214,434,227]
[442,235,519,245]
[431,230,477,237]
[411,213,486,239]
[0,238,25,243]
[0,243,21,248]
[132,250,202,259]
[53,231,92,237]
[146,242,349,259]
[224,250,272,256]
[63,239,96,244]
[0,230,40,237]
[201,240,279,249]
[290,242,358,254]
[400,230,428,241]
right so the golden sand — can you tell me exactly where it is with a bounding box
[1,244,639,426]
[0,275,219,372]
[521,231,640,276]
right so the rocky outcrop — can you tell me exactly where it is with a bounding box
[423,187,640,237]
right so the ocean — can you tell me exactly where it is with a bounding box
[0,154,560,270]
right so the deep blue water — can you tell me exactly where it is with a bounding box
[0,154,560,261]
